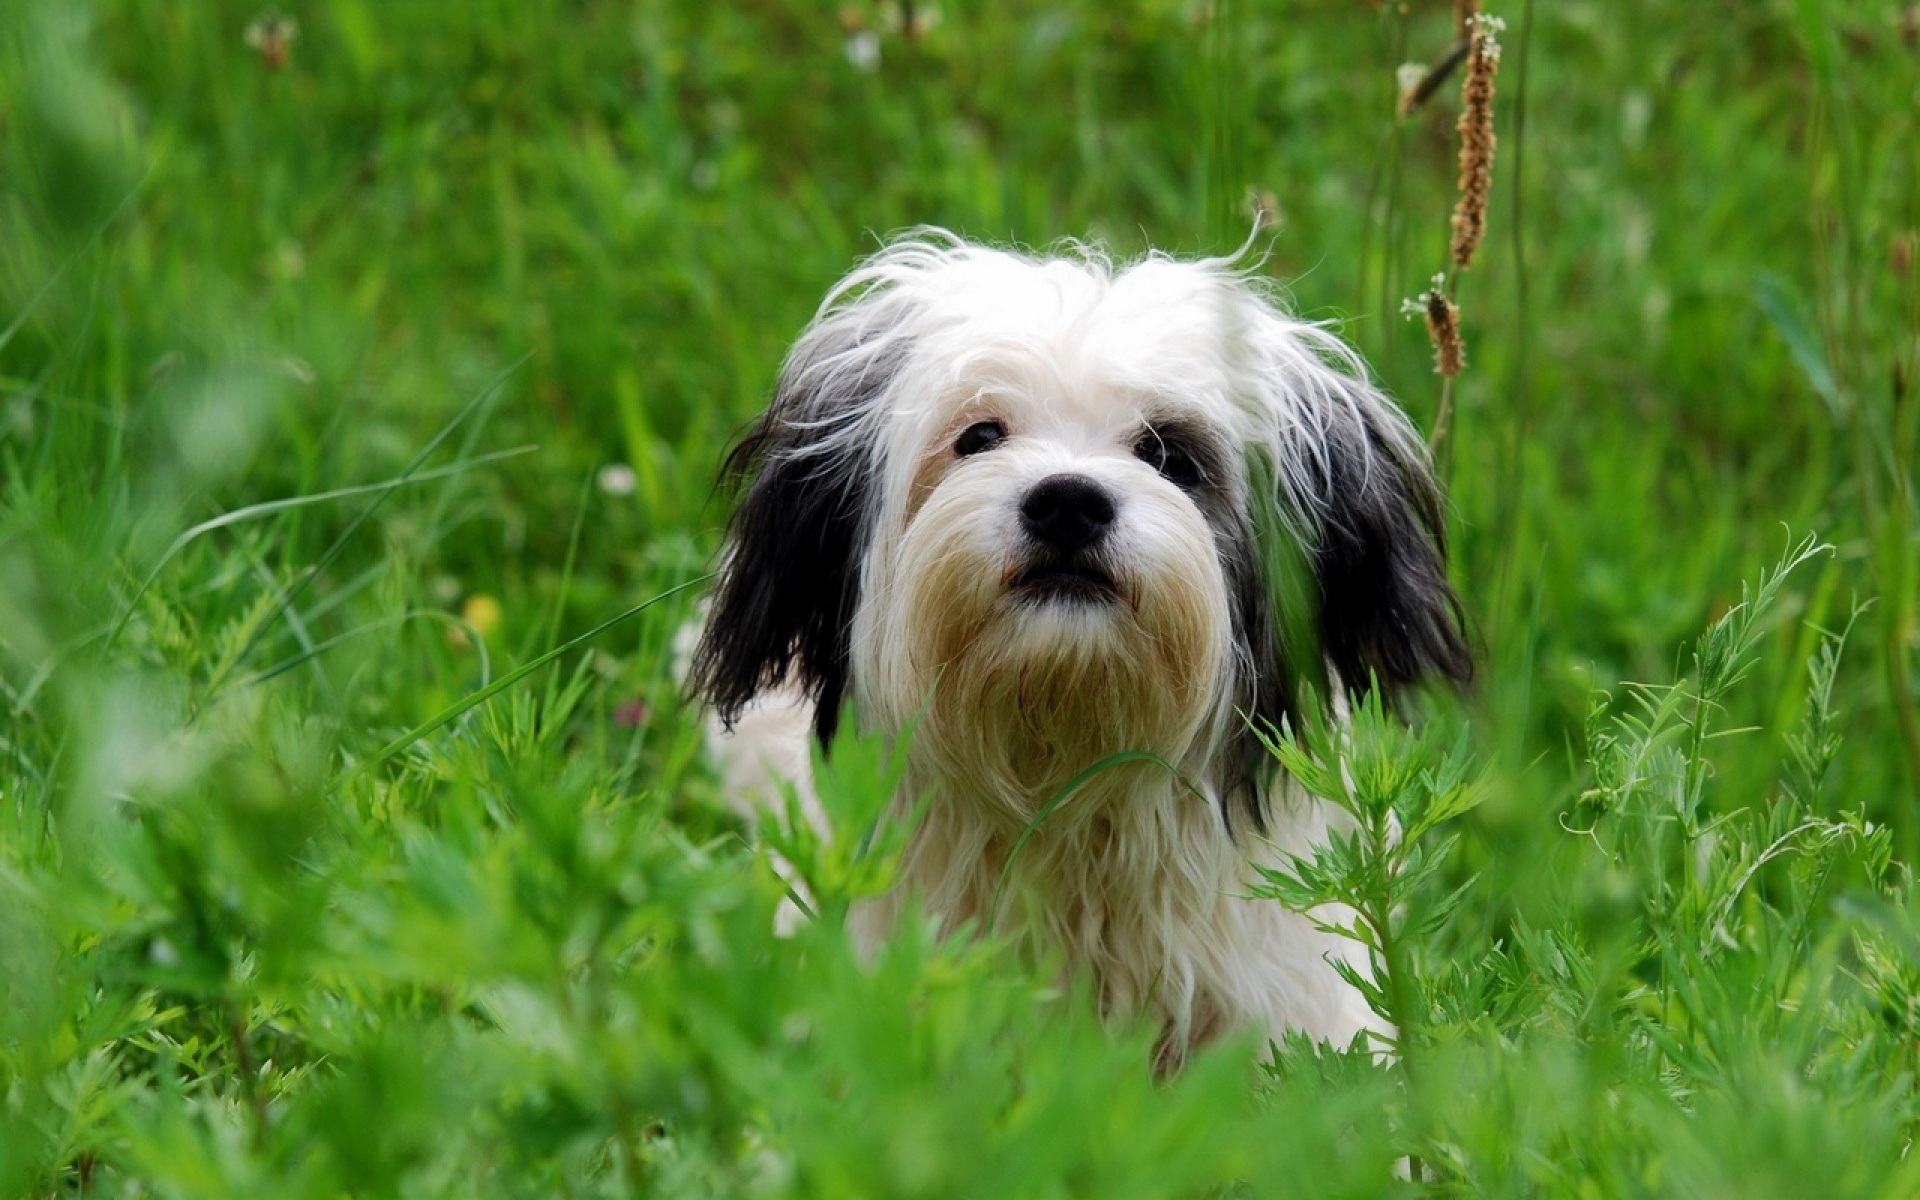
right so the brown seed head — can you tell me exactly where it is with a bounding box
[1449,14,1504,271]
[244,10,298,71]
[1405,275,1465,378]
[1893,230,1915,277]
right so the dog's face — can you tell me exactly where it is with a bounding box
[693,232,1469,827]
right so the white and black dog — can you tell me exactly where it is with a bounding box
[691,230,1469,1063]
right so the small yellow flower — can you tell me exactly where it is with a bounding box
[448,594,503,651]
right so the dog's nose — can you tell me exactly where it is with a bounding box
[1020,474,1117,554]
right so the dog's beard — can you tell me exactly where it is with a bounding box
[861,483,1234,824]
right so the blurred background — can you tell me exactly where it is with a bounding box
[8,0,1914,837]
[2,1,1918,1194]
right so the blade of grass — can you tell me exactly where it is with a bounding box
[212,608,492,704]
[0,169,147,357]
[202,354,534,693]
[541,469,597,656]
[104,444,538,652]
[333,572,712,793]
[1493,0,1537,637]
[243,553,330,706]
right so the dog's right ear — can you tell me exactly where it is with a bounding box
[689,308,910,747]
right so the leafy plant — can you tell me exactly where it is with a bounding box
[5,0,1919,1194]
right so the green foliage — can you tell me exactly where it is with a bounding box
[1258,537,1917,1192]
[4,0,1919,1194]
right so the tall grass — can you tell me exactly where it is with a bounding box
[4,0,1919,1194]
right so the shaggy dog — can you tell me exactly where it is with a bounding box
[691,230,1469,1063]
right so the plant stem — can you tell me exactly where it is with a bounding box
[1493,0,1537,632]
[1431,373,1457,486]
[1366,812,1426,1181]
[229,1003,270,1150]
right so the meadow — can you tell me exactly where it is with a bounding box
[2,0,1918,1194]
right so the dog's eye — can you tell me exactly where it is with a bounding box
[955,421,1007,457]
[1134,431,1204,489]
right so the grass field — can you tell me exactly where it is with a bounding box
[3,0,1919,1194]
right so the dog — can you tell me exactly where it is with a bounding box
[690,230,1469,1064]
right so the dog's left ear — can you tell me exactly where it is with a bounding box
[1307,375,1473,701]
[1238,304,1473,711]
[1221,302,1471,830]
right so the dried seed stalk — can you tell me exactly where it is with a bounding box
[1449,14,1504,271]
[1426,291,1465,379]
[1404,275,1465,379]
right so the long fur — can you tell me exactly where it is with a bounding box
[691,229,1470,1059]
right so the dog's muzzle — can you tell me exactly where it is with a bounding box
[1011,474,1120,603]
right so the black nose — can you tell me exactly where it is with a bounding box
[1020,474,1117,555]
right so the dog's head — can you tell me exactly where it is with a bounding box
[691,231,1470,825]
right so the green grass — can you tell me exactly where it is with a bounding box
[3,0,1918,1194]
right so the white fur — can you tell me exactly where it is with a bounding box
[703,231,1442,1062]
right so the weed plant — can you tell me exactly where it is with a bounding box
[3,0,1918,1195]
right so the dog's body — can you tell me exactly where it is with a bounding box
[693,232,1468,1060]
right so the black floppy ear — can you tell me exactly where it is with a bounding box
[1310,377,1473,702]
[689,323,908,747]
[1219,285,1471,832]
